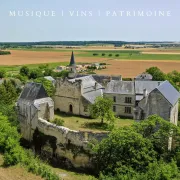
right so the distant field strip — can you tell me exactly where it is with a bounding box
[77,51,180,60]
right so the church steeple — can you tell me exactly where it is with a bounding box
[68,51,76,79]
[69,51,76,66]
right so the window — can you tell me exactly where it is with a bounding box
[84,106,88,112]
[113,96,116,102]
[125,107,131,114]
[125,97,132,104]
[113,106,116,112]
[135,101,140,106]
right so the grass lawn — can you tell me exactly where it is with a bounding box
[0,154,43,180]
[0,153,96,180]
[54,112,134,132]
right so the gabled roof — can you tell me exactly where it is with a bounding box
[156,80,180,106]
[105,80,134,94]
[76,74,122,85]
[135,81,163,94]
[69,51,76,66]
[135,73,153,80]
[68,75,103,103]
[19,82,48,101]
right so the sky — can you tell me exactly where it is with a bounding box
[0,0,180,42]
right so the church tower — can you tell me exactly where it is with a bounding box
[68,51,77,78]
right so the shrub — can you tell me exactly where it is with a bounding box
[0,51,11,55]
[102,53,105,56]
[108,54,112,57]
[0,113,59,180]
[28,69,43,79]
[20,66,29,76]
[53,118,64,126]
[93,53,99,56]
[0,70,6,78]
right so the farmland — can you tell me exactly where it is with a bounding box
[0,48,180,78]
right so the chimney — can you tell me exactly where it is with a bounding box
[143,89,148,98]
[94,82,97,90]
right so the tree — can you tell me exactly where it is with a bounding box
[28,69,43,79]
[93,128,156,175]
[132,115,180,157]
[146,67,166,81]
[89,96,115,124]
[0,70,5,78]
[34,77,55,97]
[20,66,29,76]
[44,68,53,76]
[0,80,18,105]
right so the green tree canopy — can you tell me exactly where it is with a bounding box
[34,77,55,97]
[28,69,43,79]
[20,66,30,76]
[146,67,166,81]
[0,70,6,78]
[89,96,115,124]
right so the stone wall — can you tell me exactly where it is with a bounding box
[170,101,179,126]
[27,118,108,168]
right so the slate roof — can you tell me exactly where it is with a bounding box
[76,74,122,85]
[135,81,163,95]
[68,76,103,103]
[44,76,55,82]
[34,97,54,110]
[135,73,153,80]
[105,80,134,94]
[69,51,76,66]
[19,82,48,101]
[156,80,180,106]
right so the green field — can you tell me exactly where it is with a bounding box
[0,62,68,72]
[77,51,180,60]
[9,48,180,61]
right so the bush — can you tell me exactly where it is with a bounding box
[53,118,64,126]
[108,54,112,57]
[0,113,59,180]
[0,70,6,78]
[115,54,119,57]
[93,53,99,56]
[102,53,105,56]
[20,66,29,76]
[28,69,43,79]
[0,51,11,55]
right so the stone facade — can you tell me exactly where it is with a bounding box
[104,80,180,124]
[136,88,179,125]
[54,76,103,117]
[104,93,135,118]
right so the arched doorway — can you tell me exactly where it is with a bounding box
[69,104,73,113]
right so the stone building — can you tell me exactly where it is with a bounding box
[104,80,180,125]
[54,75,103,116]
[104,81,135,118]
[135,81,180,125]
[16,82,54,140]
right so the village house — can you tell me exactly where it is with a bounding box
[104,80,180,125]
